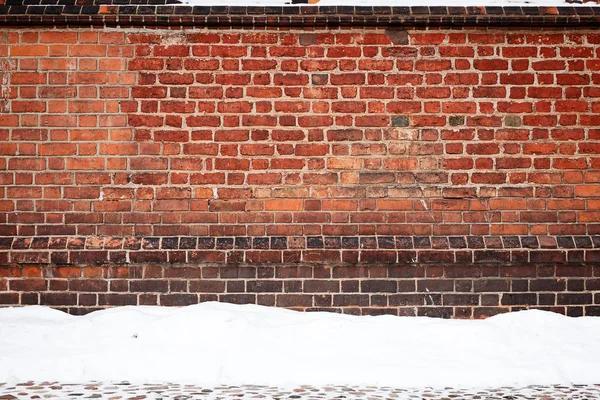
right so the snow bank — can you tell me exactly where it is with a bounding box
[1,303,599,388]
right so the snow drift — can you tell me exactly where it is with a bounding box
[0,302,599,388]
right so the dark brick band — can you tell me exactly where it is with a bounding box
[1,263,599,318]
[2,235,600,265]
[1,3,600,27]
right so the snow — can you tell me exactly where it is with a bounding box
[1,302,600,388]
[180,0,599,7]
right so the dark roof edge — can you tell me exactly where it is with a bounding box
[1,5,600,27]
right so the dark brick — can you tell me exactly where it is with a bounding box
[361,280,397,293]
[341,237,359,249]
[419,251,454,263]
[13,238,32,249]
[474,307,509,318]
[474,250,510,263]
[360,251,396,263]
[253,237,270,249]
[397,280,416,292]
[0,293,19,304]
[557,236,575,248]
[445,265,481,278]
[161,237,179,249]
[341,280,359,293]
[246,280,283,293]
[360,236,377,249]
[530,251,566,263]
[129,251,167,263]
[413,236,431,248]
[362,308,396,316]
[304,280,339,293]
[443,294,479,306]
[189,280,225,293]
[502,236,520,248]
[216,237,234,250]
[69,251,108,264]
[389,294,424,306]
[455,280,472,292]
[169,280,187,292]
[31,237,49,249]
[226,280,245,293]
[79,293,97,306]
[574,236,593,248]
[375,236,393,249]
[585,306,600,316]
[417,307,453,318]
[448,237,466,249]
[69,279,108,292]
[529,279,566,292]
[389,265,424,278]
[109,280,129,292]
[556,265,593,277]
[586,279,600,290]
[521,236,539,248]
[430,237,448,249]
[567,279,585,291]
[501,293,537,306]
[276,294,311,307]
[567,306,584,317]
[270,237,287,249]
[466,236,485,249]
[98,293,137,306]
[160,293,198,306]
[511,279,529,292]
[197,237,215,249]
[538,293,555,306]
[0,238,14,249]
[395,236,413,249]
[142,237,160,249]
[130,280,168,292]
[284,280,303,293]
[417,279,453,292]
[311,74,328,85]
[219,266,255,279]
[473,279,510,292]
[41,292,78,306]
[448,115,465,126]
[10,279,47,291]
[235,237,252,249]
[124,237,141,250]
[558,293,592,305]
[22,292,40,305]
[179,237,197,249]
[333,294,369,307]
[391,115,409,127]
[481,294,500,306]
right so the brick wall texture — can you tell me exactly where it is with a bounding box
[1,26,600,317]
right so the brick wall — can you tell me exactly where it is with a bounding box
[1,14,600,317]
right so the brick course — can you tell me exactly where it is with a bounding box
[1,10,600,316]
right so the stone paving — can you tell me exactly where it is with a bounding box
[1,382,600,400]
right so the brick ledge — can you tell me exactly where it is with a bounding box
[2,235,600,265]
[1,4,600,27]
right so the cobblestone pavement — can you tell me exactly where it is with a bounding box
[1,382,599,399]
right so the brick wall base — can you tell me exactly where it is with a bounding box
[2,263,599,318]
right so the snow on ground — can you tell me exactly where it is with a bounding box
[1,302,600,388]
